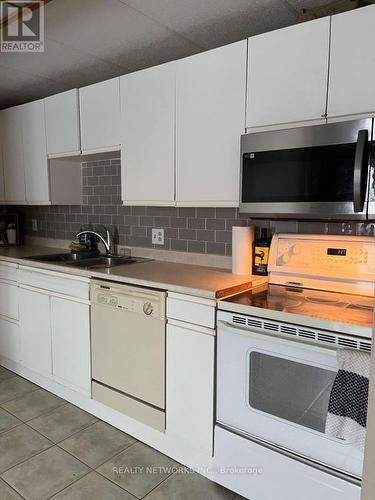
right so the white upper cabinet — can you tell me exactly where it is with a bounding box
[79,77,121,153]
[1,106,26,203]
[120,63,175,206]
[21,100,50,204]
[246,18,330,131]
[176,41,247,206]
[328,5,375,120]
[45,89,81,157]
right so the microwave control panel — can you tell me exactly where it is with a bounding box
[269,234,375,281]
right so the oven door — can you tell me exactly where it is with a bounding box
[240,118,373,219]
[217,318,365,478]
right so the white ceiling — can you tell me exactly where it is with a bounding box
[0,0,358,109]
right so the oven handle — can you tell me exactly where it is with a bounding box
[353,129,370,212]
[218,320,338,356]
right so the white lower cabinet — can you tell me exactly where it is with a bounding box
[51,297,91,395]
[19,287,52,376]
[166,321,215,455]
[0,317,19,363]
[0,264,20,363]
[18,269,91,394]
[0,280,18,321]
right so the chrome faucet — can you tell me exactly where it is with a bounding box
[76,227,112,256]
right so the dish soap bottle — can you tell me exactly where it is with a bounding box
[253,228,270,276]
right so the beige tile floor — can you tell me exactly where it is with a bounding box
[0,366,244,500]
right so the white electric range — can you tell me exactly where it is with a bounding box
[215,234,375,500]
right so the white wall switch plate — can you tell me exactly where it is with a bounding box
[152,228,164,245]
[32,219,38,232]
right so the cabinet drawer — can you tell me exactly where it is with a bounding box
[19,266,89,300]
[167,292,216,329]
[0,262,18,282]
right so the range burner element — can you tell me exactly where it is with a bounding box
[304,296,344,306]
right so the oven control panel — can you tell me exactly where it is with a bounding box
[91,281,165,320]
[269,234,375,282]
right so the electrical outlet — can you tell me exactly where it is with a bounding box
[32,219,38,232]
[152,228,164,245]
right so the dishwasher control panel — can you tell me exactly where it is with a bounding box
[91,280,165,320]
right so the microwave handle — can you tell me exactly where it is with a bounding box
[353,129,369,212]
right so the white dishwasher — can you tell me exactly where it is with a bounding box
[91,279,166,432]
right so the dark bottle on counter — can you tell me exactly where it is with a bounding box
[253,228,271,276]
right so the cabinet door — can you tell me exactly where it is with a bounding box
[328,5,375,119]
[1,106,26,203]
[45,89,81,156]
[166,322,215,454]
[176,41,246,206]
[246,17,330,130]
[19,288,51,376]
[79,77,120,152]
[0,280,18,321]
[0,317,19,363]
[120,63,175,205]
[51,297,90,395]
[21,100,50,203]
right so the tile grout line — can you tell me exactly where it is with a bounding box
[2,480,28,500]
[0,438,55,478]
[0,387,41,406]
[139,469,177,499]
[0,412,98,478]
[12,415,140,498]
[45,468,93,500]
[92,441,147,496]
[0,398,69,426]
[55,430,137,470]
[25,414,99,446]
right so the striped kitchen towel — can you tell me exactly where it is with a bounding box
[325,348,371,449]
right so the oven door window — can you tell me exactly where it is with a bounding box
[249,351,336,432]
[242,143,356,203]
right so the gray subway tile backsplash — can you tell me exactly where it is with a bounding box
[13,155,366,257]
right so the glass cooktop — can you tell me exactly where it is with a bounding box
[224,284,374,329]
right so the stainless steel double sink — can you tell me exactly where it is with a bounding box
[24,253,143,269]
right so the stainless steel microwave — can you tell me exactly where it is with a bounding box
[240,119,375,220]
